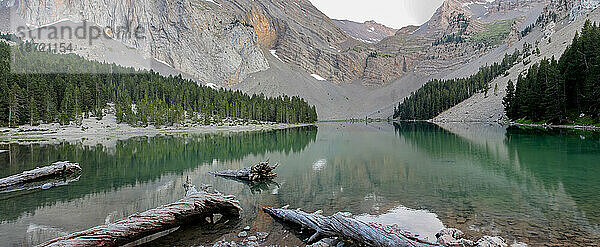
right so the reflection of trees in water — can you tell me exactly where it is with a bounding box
[391,122,600,244]
[273,129,412,216]
[0,126,317,223]
[504,126,600,226]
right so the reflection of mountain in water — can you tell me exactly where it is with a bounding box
[0,126,317,223]
[503,126,600,225]
[394,122,600,245]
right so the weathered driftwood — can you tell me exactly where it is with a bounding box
[264,207,512,247]
[38,185,242,247]
[263,207,440,247]
[0,161,81,189]
[210,160,279,181]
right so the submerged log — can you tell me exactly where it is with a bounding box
[264,207,511,247]
[0,161,81,189]
[38,186,242,247]
[210,160,279,181]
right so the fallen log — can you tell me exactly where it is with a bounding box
[263,207,440,247]
[210,160,279,181]
[263,207,511,247]
[0,161,81,189]
[38,186,242,247]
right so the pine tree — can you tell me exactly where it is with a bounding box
[8,81,23,127]
[28,96,38,126]
[503,79,515,119]
[543,58,566,123]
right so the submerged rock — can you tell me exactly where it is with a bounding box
[476,236,508,247]
[436,228,510,247]
[255,232,268,239]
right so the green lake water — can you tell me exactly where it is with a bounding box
[0,122,599,246]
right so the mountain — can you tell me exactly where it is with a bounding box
[2,0,588,121]
[3,0,381,85]
[333,19,398,43]
[435,0,600,122]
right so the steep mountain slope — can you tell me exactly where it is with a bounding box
[333,19,398,43]
[2,0,443,86]
[435,1,600,122]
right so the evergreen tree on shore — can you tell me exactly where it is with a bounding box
[0,37,318,126]
[394,50,520,120]
[504,21,600,124]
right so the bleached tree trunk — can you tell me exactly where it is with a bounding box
[38,189,241,247]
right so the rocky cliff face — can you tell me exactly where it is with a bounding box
[7,0,270,86]
[5,0,383,85]
[3,0,556,89]
[373,0,553,78]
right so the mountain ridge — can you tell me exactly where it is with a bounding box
[2,0,581,121]
[332,19,398,43]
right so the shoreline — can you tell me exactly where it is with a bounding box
[0,114,313,147]
[400,119,600,132]
[500,120,600,131]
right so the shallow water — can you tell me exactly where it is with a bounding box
[0,122,599,246]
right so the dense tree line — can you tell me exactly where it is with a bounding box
[0,37,317,127]
[394,50,520,120]
[504,21,600,124]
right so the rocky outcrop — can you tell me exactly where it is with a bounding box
[435,3,600,123]
[362,55,412,86]
[414,0,478,36]
[570,0,600,21]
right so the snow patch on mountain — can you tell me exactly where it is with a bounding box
[269,49,283,62]
[311,74,326,81]
[205,83,219,89]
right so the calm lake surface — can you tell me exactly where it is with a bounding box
[1,122,599,246]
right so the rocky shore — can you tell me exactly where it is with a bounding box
[0,113,311,147]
